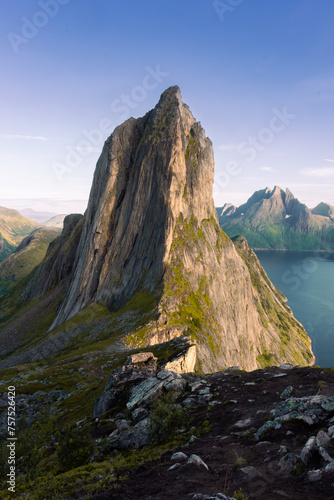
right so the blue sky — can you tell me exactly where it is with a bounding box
[1,0,334,214]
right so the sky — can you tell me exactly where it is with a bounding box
[1,0,334,214]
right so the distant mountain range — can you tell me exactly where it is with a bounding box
[217,186,334,251]
[19,208,67,228]
[19,208,58,223]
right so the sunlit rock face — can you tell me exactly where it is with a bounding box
[47,86,314,372]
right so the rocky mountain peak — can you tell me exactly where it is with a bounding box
[39,88,312,372]
[270,185,283,197]
[0,89,313,373]
[51,86,216,329]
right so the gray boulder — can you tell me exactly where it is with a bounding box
[307,469,322,482]
[108,417,149,450]
[187,454,209,470]
[280,386,294,400]
[255,420,281,441]
[171,451,188,462]
[131,407,149,423]
[316,430,330,447]
[301,436,317,465]
[278,453,297,472]
[127,378,165,411]
[93,352,158,417]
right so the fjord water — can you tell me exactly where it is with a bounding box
[255,251,334,368]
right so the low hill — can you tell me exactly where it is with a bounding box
[311,202,334,219]
[0,228,60,298]
[0,207,43,262]
[217,187,334,251]
[19,208,57,222]
[43,214,67,229]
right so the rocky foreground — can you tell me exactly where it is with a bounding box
[90,355,334,500]
[1,347,334,499]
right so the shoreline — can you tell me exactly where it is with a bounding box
[253,248,334,254]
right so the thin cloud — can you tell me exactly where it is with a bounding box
[3,134,48,141]
[301,167,334,178]
[324,159,334,163]
[260,167,276,172]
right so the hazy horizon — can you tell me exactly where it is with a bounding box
[0,181,331,217]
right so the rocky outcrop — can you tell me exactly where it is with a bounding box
[94,352,187,418]
[219,203,236,217]
[93,352,158,417]
[1,348,334,499]
[164,344,197,373]
[255,393,334,441]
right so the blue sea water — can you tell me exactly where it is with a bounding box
[255,251,334,368]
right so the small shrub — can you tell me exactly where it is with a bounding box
[148,392,186,444]
[233,487,249,500]
[291,461,305,476]
[57,425,93,472]
[232,457,247,471]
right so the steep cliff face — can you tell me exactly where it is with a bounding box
[52,87,215,327]
[25,214,84,299]
[44,87,313,372]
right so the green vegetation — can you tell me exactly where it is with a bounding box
[317,380,326,392]
[232,457,247,471]
[256,352,277,368]
[148,392,186,444]
[291,461,306,476]
[0,206,44,262]
[233,488,249,500]
[0,229,58,298]
[57,425,93,472]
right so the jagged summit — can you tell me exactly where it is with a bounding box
[0,89,314,372]
[51,85,215,328]
[218,186,334,251]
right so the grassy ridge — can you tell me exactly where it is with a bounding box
[0,206,45,262]
[0,229,59,298]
